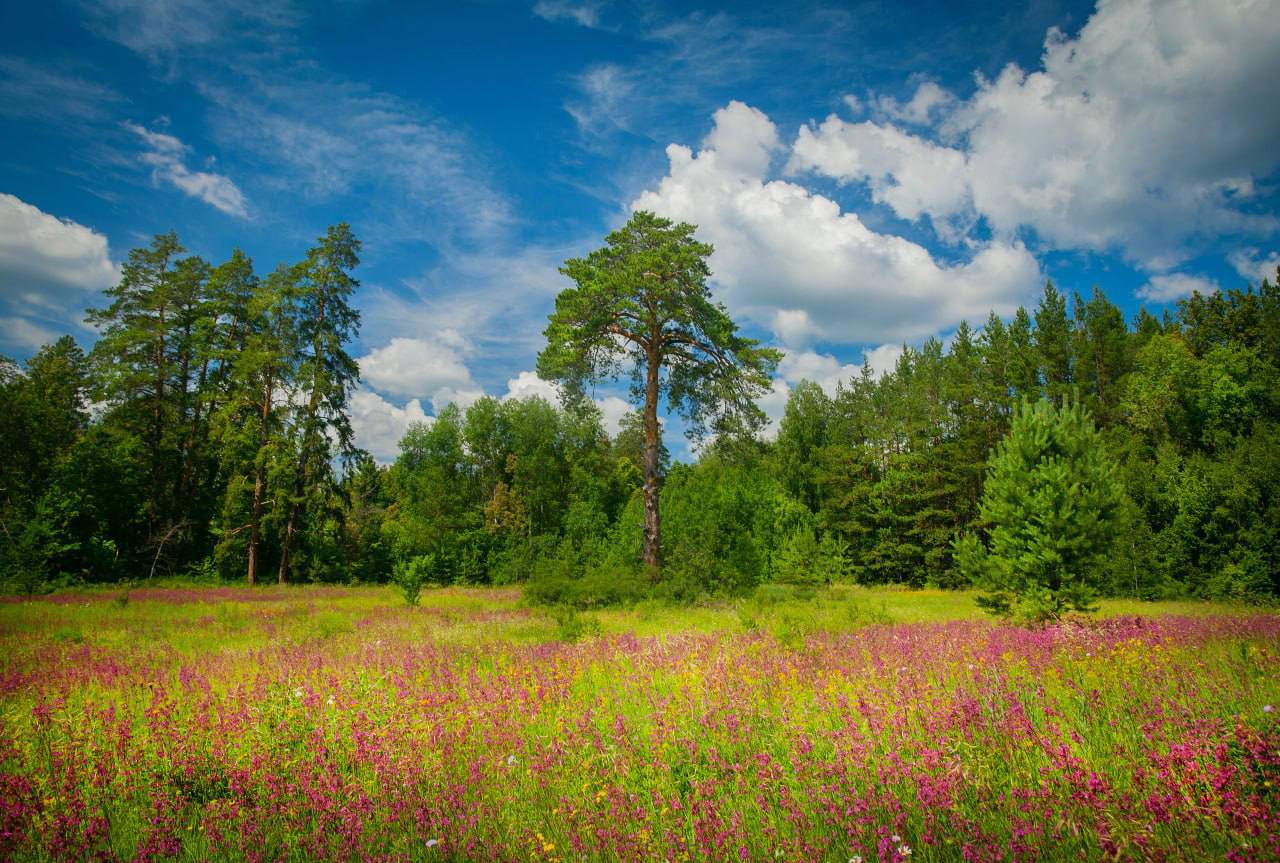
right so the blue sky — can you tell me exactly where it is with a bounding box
[2,0,1278,460]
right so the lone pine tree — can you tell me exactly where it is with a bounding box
[537,211,779,576]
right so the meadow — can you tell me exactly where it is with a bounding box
[1,585,1277,862]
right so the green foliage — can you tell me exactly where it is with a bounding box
[3,216,1278,614]
[959,399,1123,622]
[551,606,603,642]
[772,528,850,586]
[393,554,435,606]
[537,210,781,573]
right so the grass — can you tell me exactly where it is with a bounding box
[0,584,1277,861]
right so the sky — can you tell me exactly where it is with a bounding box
[2,0,1278,462]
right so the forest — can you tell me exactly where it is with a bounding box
[2,222,1278,606]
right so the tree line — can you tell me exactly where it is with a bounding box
[2,217,1277,604]
[2,225,362,589]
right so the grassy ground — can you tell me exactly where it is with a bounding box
[0,585,1277,861]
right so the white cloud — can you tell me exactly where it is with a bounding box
[1138,273,1218,303]
[357,333,488,414]
[533,0,605,28]
[702,101,780,178]
[126,122,248,217]
[359,334,474,397]
[793,0,1280,268]
[1228,249,1280,287]
[789,115,969,224]
[502,370,560,403]
[862,343,904,378]
[757,378,792,441]
[633,101,1041,346]
[778,349,860,396]
[349,388,430,464]
[875,80,955,126]
[595,396,630,437]
[0,193,118,326]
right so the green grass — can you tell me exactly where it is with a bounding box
[1,584,1276,862]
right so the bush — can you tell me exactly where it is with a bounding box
[393,554,435,606]
[551,606,602,642]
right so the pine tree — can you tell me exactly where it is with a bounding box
[537,211,779,576]
[1007,306,1040,403]
[1073,287,1130,425]
[1034,281,1073,406]
[212,263,297,584]
[277,224,362,583]
[957,398,1123,621]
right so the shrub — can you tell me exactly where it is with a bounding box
[552,606,602,642]
[393,554,435,607]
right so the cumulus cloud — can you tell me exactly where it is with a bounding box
[633,100,1041,346]
[789,115,969,224]
[702,101,779,178]
[792,0,1280,268]
[349,388,430,464]
[778,349,861,395]
[1138,273,1218,303]
[594,397,631,437]
[502,370,560,403]
[501,371,631,436]
[757,379,792,441]
[126,122,248,217]
[863,343,905,378]
[0,194,117,352]
[359,334,475,398]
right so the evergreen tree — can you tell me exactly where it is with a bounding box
[538,210,779,576]
[957,398,1123,621]
[1034,281,1073,406]
[1073,286,1130,425]
[212,263,297,584]
[1007,306,1040,403]
[277,224,363,583]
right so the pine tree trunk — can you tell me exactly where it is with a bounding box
[278,497,297,585]
[641,348,662,578]
[246,371,273,586]
[278,298,326,586]
[151,302,167,536]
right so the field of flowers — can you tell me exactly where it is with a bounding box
[0,585,1277,862]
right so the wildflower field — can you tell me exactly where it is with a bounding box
[1,586,1278,862]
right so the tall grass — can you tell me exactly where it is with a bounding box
[0,586,1276,861]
